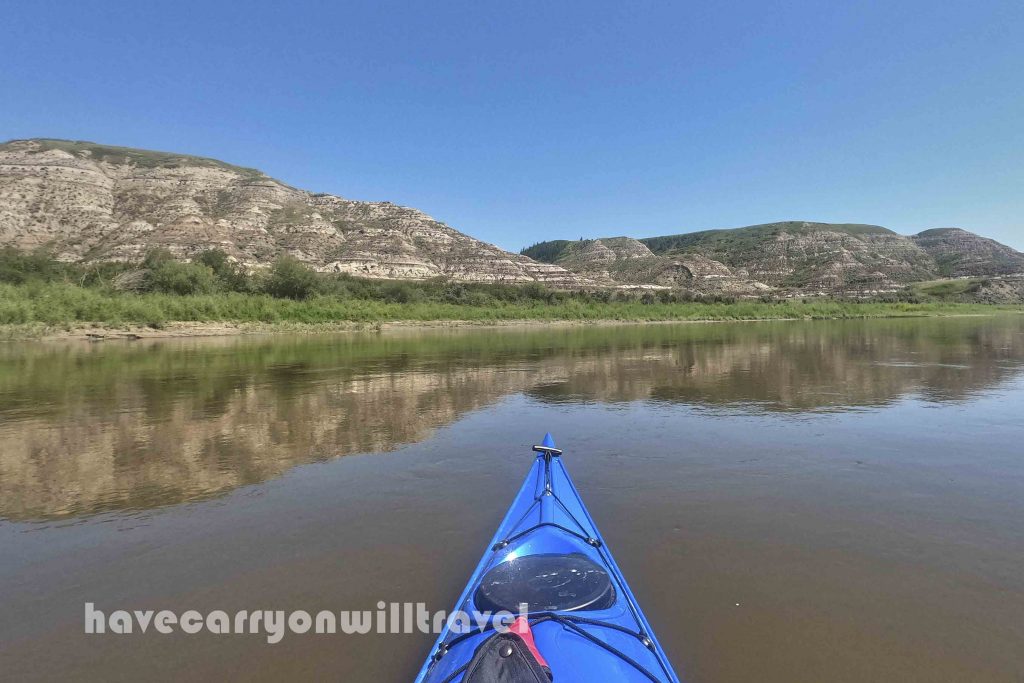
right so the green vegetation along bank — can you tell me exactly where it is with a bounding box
[0,247,1020,338]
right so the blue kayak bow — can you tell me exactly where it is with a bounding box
[414,434,681,683]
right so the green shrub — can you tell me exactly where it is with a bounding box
[145,260,218,295]
[0,280,1017,327]
[519,282,549,302]
[195,249,253,292]
[142,248,175,269]
[381,282,424,303]
[0,247,66,284]
[194,249,228,272]
[77,261,135,287]
[263,256,319,300]
[441,283,469,304]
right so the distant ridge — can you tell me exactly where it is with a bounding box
[2,138,1021,296]
[524,221,1024,293]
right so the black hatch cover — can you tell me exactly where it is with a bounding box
[474,552,615,613]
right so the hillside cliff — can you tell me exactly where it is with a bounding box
[0,139,591,286]
[912,228,1024,277]
[525,221,1024,294]
[521,236,771,295]
[4,139,1021,296]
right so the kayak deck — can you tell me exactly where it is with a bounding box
[414,435,681,682]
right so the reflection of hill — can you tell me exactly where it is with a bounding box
[0,334,567,521]
[1,316,1022,520]
[527,318,1024,410]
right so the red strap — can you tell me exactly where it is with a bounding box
[510,616,549,669]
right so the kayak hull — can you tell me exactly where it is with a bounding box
[414,435,681,683]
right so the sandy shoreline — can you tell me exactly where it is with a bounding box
[3,318,727,342]
[1,312,1013,343]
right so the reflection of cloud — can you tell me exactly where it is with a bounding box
[1,317,1022,520]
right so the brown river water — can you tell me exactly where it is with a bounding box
[1,317,1023,681]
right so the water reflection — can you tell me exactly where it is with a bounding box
[1,316,1022,520]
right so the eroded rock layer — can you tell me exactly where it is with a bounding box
[525,222,1024,295]
[0,139,592,286]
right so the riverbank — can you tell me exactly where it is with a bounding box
[1,283,1020,340]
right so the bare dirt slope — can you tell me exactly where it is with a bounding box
[0,139,592,286]
[525,222,1024,294]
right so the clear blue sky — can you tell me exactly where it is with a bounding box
[3,1,1022,251]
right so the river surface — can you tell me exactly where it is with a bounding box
[1,317,1023,682]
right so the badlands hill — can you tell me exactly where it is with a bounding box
[0,138,590,286]
[3,139,1022,298]
[523,222,1024,294]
